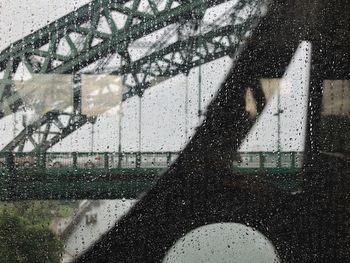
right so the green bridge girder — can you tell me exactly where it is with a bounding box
[0,0,265,152]
[0,151,302,200]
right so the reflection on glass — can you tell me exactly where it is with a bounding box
[81,74,123,117]
[320,80,350,155]
[15,74,73,119]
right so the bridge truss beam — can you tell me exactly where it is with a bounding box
[0,0,265,152]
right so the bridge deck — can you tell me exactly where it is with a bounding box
[0,151,303,200]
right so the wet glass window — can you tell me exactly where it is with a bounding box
[0,0,349,262]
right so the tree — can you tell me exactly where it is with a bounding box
[0,202,63,263]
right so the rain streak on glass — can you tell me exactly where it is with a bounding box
[0,0,350,262]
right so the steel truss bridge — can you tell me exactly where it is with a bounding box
[0,0,265,153]
[0,0,277,199]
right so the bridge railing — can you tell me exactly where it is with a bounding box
[0,151,303,174]
[233,152,304,174]
[0,152,180,171]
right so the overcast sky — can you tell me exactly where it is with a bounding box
[0,0,309,153]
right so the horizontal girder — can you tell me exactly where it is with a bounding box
[0,151,301,200]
